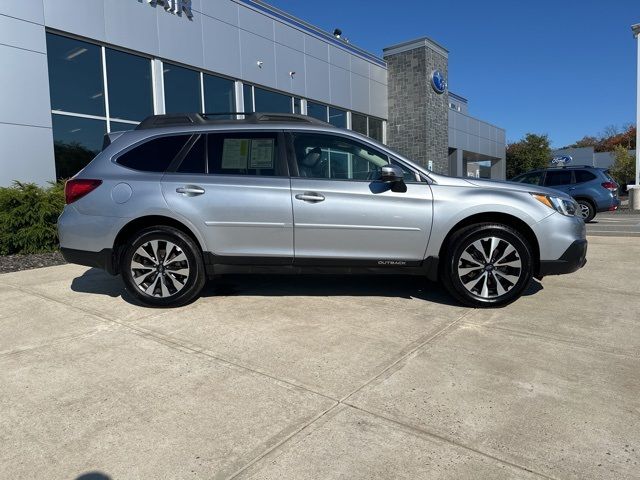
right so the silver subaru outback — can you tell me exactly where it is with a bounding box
[58,113,587,308]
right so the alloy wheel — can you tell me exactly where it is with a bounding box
[578,203,591,219]
[457,236,522,299]
[130,240,190,298]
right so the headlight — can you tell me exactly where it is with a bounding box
[531,193,579,217]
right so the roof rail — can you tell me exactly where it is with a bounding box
[135,112,331,130]
[550,164,596,169]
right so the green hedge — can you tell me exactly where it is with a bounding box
[0,182,65,255]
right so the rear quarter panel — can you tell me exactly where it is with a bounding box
[65,137,209,252]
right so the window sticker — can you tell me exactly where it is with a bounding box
[221,138,249,169]
[249,139,275,169]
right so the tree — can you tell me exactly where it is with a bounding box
[506,133,551,179]
[609,145,636,187]
[565,124,636,152]
[601,124,620,139]
[571,136,599,149]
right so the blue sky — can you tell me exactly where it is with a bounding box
[265,0,637,148]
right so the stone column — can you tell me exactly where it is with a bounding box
[383,38,449,173]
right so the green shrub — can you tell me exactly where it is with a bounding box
[0,181,65,255]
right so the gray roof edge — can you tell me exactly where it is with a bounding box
[383,37,449,58]
[449,92,468,103]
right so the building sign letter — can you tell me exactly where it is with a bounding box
[144,0,193,20]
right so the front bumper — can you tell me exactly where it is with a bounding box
[537,239,587,277]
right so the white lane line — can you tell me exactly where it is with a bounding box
[595,219,633,223]
[588,226,640,230]
[587,230,640,235]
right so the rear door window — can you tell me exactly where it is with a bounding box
[117,135,190,172]
[574,170,596,183]
[544,170,573,186]
[207,132,284,176]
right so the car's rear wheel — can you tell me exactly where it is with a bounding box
[577,200,595,222]
[121,226,206,307]
[443,223,533,308]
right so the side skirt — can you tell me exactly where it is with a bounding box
[203,253,439,279]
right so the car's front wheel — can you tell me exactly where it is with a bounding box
[121,226,206,307]
[442,223,533,308]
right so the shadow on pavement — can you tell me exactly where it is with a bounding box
[76,472,111,480]
[70,268,544,308]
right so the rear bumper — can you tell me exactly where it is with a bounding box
[60,247,117,275]
[595,196,620,213]
[537,239,587,277]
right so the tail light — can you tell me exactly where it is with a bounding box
[601,181,618,192]
[65,179,102,204]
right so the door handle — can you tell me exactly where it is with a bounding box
[176,185,205,196]
[295,192,325,202]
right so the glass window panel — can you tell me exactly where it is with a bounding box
[117,135,191,172]
[46,33,105,116]
[544,170,572,186]
[52,114,106,179]
[328,107,346,129]
[106,49,153,121]
[513,171,543,185]
[254,87,292,113]
[203,74,235,115]
[391,160,421,183]
[307,102,328,121]
[293,98,302,114]
[243,84,254,113]
[177,135,206,174]
[368,117,383,142]
[110,121,137,132]
[292,133,388,180]
[351,113,368,135]
[163,64,201,113]
[575,170,596,183]
[207,133,281,176]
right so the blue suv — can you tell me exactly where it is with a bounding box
[511,166,619,222]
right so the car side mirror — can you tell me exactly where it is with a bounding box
[380,164,404,184]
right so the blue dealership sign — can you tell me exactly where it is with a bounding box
[430,70,447,94]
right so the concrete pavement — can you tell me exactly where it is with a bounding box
[586,210,640,237]
[0,236,638,479]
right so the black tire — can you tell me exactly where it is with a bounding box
[442,223,533,308]
[577,199,596,223]
[121,226,206,307]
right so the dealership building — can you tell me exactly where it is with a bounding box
[0,0,506,186]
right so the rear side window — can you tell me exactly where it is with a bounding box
[117,135,190,172]
[544,170,572,186]
[513,171,543,185]
[574,170,596,183]
[207,132,282,176]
